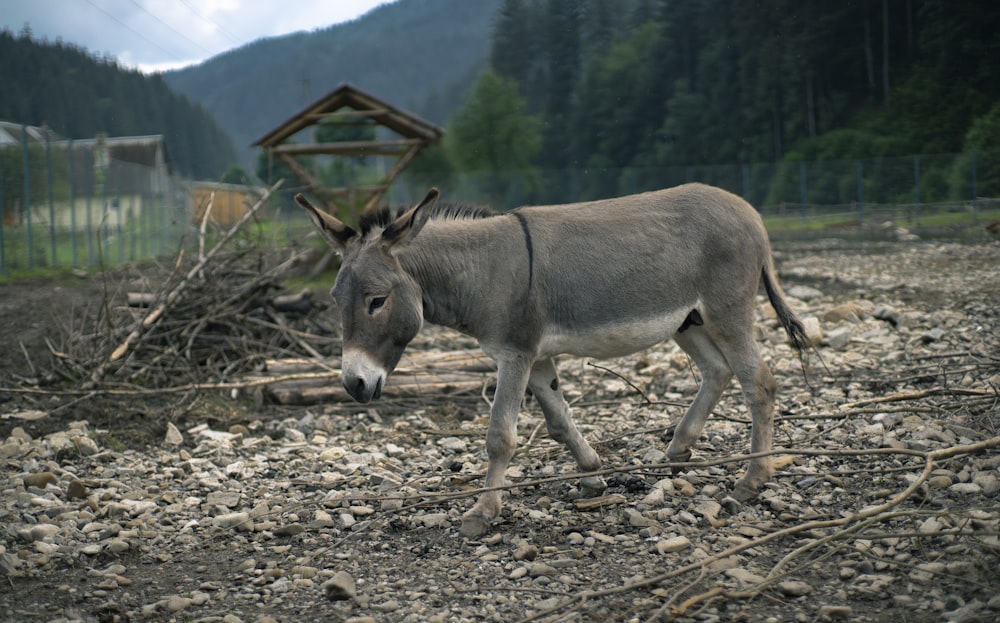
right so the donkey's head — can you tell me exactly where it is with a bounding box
[295,189,440,403]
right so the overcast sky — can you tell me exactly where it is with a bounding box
[1,0,391,73]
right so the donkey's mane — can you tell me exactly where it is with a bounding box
[358,201,499,236]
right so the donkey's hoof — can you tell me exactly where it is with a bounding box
[667,449,693,474]
[459,516,491,538]
[580,476,607,498]
[732,481,761,503]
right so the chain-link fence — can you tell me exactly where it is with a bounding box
[4,127,998,279]
[399,150,999,242]
[1,131,192,277]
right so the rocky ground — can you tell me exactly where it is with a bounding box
[1,241,999,623]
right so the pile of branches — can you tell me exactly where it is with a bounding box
[58,182,341,391]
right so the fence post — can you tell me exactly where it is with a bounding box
[69,139,77,268]
[912,154,920,225]
[798,161,807,223]
[45,130,56,268]
[971,151,978,219]
[741,164,750,201]
[86,161,94,267]
[0,152,5,276]
[114,161,124,263]
[22,125,33,270]
[856,160,865,231]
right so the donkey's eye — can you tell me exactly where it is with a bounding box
[368,296,388,315]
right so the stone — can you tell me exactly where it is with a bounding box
[920,328,945,343]
[872,305,902,326]
[725,568,766,585]
[323,571,357,601]
[823,303,866,323]
[529,563,558,578]
[418,513,449,528]
[655,536,691,554]
[944,600,985,623]
[672,478,696,496]
[949,482,981,495]
[818,605,853,621]
[20,524,59,542]
[513,541,538,561]
[824,326,852,350]
[787,285,824,301]
[213,512,252,531]
[273,523,305,537]
[778,580,813,597]
[67,479,88,499]
[22,472,58,488]
[73,435,100,455]
[625,508,658,528]
[973,472,998,496]
[164,422,184,446]
[802,316,823,346]
[206,491,241,508]
[164,595,193,612]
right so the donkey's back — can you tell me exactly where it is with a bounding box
[515,184,781,360]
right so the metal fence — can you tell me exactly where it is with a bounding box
[1,133,191,277]
[397,150,999,242]
[4,131,998,279]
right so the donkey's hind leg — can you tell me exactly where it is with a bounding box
[528,359,606,496]
[712,322,778,501]
[669,329,734,465]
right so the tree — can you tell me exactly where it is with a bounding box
[950,101,1000,199]
[220,165,252,185]
[448,70,541,205]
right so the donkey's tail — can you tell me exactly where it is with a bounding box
[761,260,809,358]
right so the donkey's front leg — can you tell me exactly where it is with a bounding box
[460,355,532,538]
[528,359,606,497]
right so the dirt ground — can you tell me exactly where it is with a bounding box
[1,240,999,623]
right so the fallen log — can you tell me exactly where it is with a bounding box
[255,349,497,405]
[265,377,488,405]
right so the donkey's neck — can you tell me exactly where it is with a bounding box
[397,216,529,338]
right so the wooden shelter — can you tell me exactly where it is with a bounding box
[253,83,443,218]
[192,181,263,226]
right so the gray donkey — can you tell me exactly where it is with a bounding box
[296,183,807,537]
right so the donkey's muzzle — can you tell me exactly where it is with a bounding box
[341,348,387,403]
[344,374,383,403]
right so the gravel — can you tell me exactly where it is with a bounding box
[2,241,999,622]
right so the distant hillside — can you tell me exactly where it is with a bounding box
[164,0,503,168]
[0,30,237,180]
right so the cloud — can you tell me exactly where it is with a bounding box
[1,0,390,73]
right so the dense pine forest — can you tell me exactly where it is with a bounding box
[461,0,1000,204]
[0,28,237,180]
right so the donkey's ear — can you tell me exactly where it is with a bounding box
[295,193,357,251]
[382,188,440,251]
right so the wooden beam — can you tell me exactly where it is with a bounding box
[363,143,425,213]
[323,184,388,196]
[271,139,426,157]
[305,109,388,120]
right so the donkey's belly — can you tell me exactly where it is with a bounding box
[538,306,693,359]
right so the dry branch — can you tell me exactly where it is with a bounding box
[839,386,998,408]
[90,180,283,387]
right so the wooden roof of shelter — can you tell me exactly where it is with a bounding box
[253,82,443,218]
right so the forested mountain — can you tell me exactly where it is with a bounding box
[487,0,1000,203]
[0,29,237,180]
[3,0,995,199]
[164,0,502,168]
